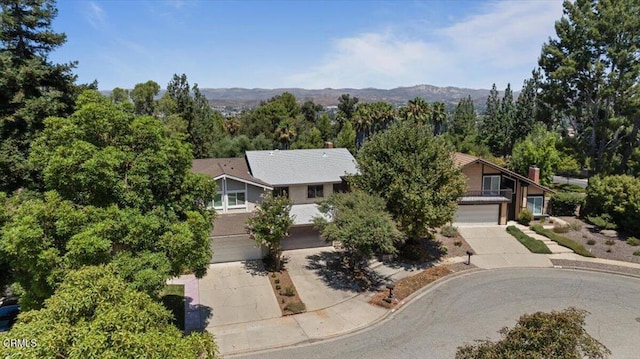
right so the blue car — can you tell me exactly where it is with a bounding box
[0,297,20,332]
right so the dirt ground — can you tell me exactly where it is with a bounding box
[266,268,307,315]
[554,217,640,264]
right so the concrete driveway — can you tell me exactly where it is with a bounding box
[458,226,552,269]
[199,261,281,328]
[284,247,356,311]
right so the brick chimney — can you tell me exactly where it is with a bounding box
[324,141,334,149]
[528,166,540,184]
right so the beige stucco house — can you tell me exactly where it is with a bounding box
[453,152,555,226]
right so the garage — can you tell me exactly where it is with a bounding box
[210,235,265,263]
[453,204,499,226]
[282,226,330,251]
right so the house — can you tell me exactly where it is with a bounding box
[453,152,554,226]
[192,146,358,263]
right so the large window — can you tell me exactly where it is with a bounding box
[527,196,543,216]
[307,185,324,199]
[482,175,501,196]
[228,191,246,207]
[208,192,223,210]
[273,186,289,198]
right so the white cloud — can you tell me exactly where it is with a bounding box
[86,2,106,30]
[285,0,563,89]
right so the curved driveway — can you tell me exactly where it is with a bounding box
[238,268,640,359]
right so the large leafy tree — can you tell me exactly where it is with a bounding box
[0,266,217,359]
[246,194,293,271]
[314,191,400,271]
[1,90,216,309]
[0,0,79,193]
[456,307,610,359]
[537,0,640,174]
[131,80,160,116]
[448,95,477,147]
[352,120,466,239]
[509,124,561,186]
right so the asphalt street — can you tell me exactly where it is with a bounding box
[237,268,640,359]
[553,175,589,188]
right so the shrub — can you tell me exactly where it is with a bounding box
[531,224,594,257]
[626,237,640,246]
[275,284,281,290]
[506,226,552,254]
[604,239,616,246]
[284,301,306,313]
[633,250,640,256]
[606,248,612,253]
[549,192,585,216]
[274,279,280,284]
[569,221,583,231]
[586,215,617,230]
[441,225,459,238]
[586,239,596,245]
[584,175,640,233]
[552,225,570,234]
[453,240,462,247]
[282,285,295,297]
[518,209,533,226]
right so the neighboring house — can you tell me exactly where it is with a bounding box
[453,152,555,226]
[192,146,358,263]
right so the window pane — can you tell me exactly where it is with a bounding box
[237,192,245,205]
[214,193,222,207]
[527,197,543,215]
[316,185,323,198]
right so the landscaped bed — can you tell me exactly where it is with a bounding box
[266,267,307,316]
[370,262,474,309]
[531,224,594,257]
[552,217,640,264]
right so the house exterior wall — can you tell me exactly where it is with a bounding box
[247,185,265,212]
[215,177,265,214]
[226,179,245,191]
[462,163,482,191]
[288,183,334,205]
[499,202,508,225]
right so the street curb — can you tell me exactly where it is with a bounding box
[552,264,640,279]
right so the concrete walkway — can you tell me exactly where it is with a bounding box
[458,226,553,269]
[167,225,640,356]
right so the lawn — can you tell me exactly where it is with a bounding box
[161,284,185,331]
[506,226,552,254]
[531,224,594,257]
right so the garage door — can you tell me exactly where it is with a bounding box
[454,204,499,226]
[282,226,330,250]
[210,235,264,263]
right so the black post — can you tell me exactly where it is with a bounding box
[466,250,473,265]
[384,283,395,303]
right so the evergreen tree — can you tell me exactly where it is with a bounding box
[0,0,78,192]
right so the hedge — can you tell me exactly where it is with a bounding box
[549,192,585,216]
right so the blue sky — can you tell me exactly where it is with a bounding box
[51,0,564,91]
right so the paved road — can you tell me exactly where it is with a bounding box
[553,175,589,188]
[237,269,640,359]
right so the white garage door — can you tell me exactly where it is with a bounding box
[282,226,330,250]
[454,204,499,226]
[210,235,264,263]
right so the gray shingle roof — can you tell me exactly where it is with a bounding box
[245,148,359,186]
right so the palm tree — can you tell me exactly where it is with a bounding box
[275,121,296,150]
[223,117,241,136]
[352,104,372,149]
[432,101,447,135]
[403,97,431,125]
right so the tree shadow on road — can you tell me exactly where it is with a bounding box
[305,250,385,293]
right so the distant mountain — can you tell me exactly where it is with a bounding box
[199,84,495,110]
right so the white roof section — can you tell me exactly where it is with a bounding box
[290,204,330,226]
[245,148,359,186]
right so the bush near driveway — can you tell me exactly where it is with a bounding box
[584,175,640,234]
[549,192,585,216]
[531,225,594,257]
[506,226,551,254]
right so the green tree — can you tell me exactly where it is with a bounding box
[456,307,610,359]
[335,119,356,154]
[275,120,297,150]
[131,80,160,116]
[499,83,516,154]
[300,100,323,123]
[246,194,293,271]
[400,97,431,125]
[291,127,323,149]
[163,74,223,158]
[537,0,640,174]
[448,96,477,147]
[431,101,447,135]
[110,87,130,104]
[513,75,539,141]
[0,0,78,192]
[0,266,217,359]
[316,113,332,140]
[336,93,359,132]
[479,84,505,157]
[584,175,640,233]
[314,191,400,271]
[1,90,216,309]
[352,120,466,239]
[509,124,561,186]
